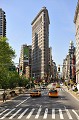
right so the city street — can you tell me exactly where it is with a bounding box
[0,88,79,120]
[0,0,79,120]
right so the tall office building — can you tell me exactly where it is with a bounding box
[74,0,79,83]
[52,61,57,80]
[0,8,6,37]
[48,47,53,79]
[19,44,32,76]
[68,41,76,81]
[31,7,50,79]
[62,41,76,82]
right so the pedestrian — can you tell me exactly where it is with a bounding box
[2,91,7,102]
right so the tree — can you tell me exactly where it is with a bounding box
[8,71,19,89]
[0,37,15,65]
[0,37,16,89]
[18,76,29,87]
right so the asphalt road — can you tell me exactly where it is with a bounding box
[0,87,79,120]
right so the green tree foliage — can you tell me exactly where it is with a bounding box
[0,37,30,90]
[18,76,29,87]
[0,37,16,89]
[8,71,20,89]
[0,37,15,65]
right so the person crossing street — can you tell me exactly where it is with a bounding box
[2,90,7,102]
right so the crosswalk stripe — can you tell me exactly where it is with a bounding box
[26,108,35,119]
[0,108,15,119]
[59,88,65,92]
[0,109,9,116]
[18,108,29,119]
[59,109,64,119]
[0,108,78,119]
[65,109,72,119]
[52,109,55,119]
[9,108,22,119]
[43,108,48,119]
[72,109,79,120]
[35,107,42,119]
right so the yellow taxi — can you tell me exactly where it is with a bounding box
[30,89,41,97]
[48,89,58,97]
[56,83,60,88]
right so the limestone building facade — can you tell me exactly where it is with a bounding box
[74,0,79,83]
[31,7,50,79]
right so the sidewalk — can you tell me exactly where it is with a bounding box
[63,85,79,101]
[0,93,20,104]
[69,89,79,101]
[0,96,15,104]
[0,88,31,105]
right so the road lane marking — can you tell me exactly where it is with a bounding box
[35,107,42,119]
[9,108,22,119]
[40,105,42,107]
[0,109,9,116]
[16,97,30,107]
[59,109,64,119]
[65,109,72,119]
[0,108,15,119]
[43,108,48,119]
[18,108,29,119]
[26,108,35,119]
[52,109,55,119]
[64,106,66,109]
[0,107,79,119]
[72,109,79,120]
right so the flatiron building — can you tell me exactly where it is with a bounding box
[31,7,50,79]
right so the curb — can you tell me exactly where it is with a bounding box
[68,90,79,101]
[63,85,79,101]
[0,93,25,105]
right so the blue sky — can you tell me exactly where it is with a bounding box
[1,0,78,67]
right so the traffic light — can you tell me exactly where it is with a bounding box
[58,66,60,72]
